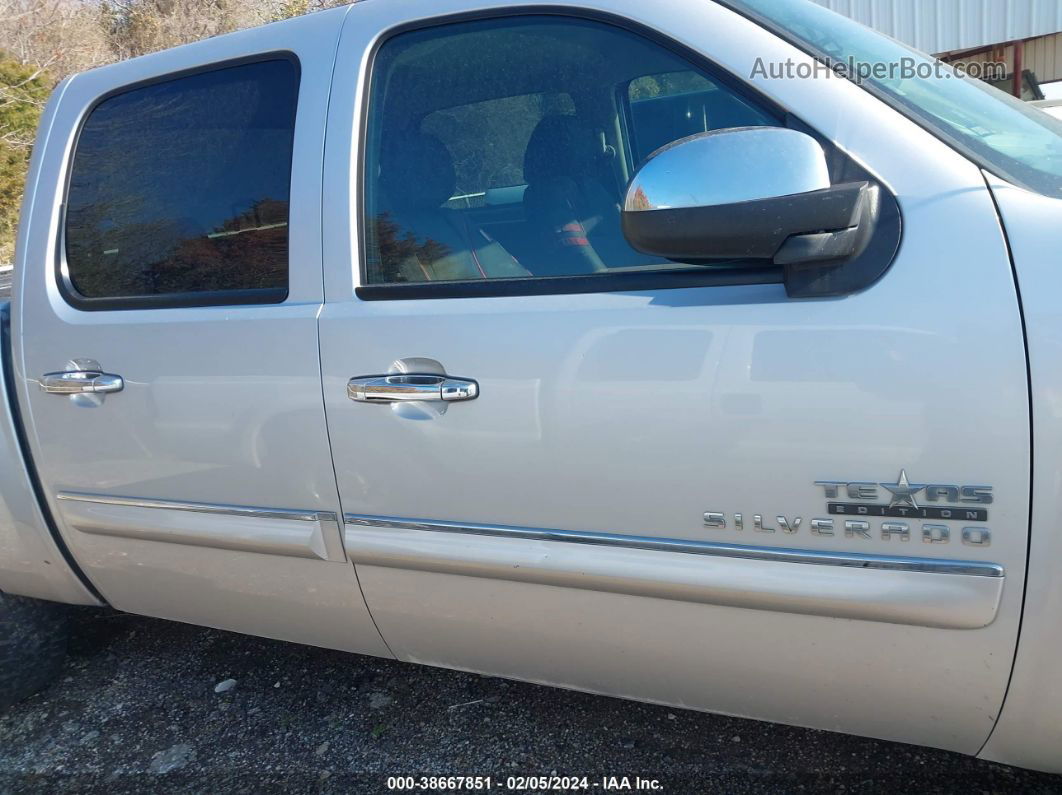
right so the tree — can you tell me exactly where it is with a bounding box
[0,54,50,264]
[0,0,110,78]
[97,0,348,59]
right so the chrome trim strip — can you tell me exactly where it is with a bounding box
[58,492,324,523]
[55,492,347,562]
[344,515,1003,578]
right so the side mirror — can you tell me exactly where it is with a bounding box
[621,127,878,268]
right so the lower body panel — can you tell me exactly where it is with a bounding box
[347,519,1011,754]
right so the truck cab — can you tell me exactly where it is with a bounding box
[3,0,1062,774]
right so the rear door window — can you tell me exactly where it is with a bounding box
[64,57,299,308]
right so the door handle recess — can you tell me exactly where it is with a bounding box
[40,370,124,395]
[347,373,478,403]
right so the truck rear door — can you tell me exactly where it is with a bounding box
[13,10,389,657]
[318,0,1030,754]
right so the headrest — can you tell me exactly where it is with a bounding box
[523,115,601,184]
[379,131,457,211]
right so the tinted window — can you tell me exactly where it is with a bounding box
[627,70,775,163]
[364,17,778,287]
[65,58,298,305]
[422,92,575,209]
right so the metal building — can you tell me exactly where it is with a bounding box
[811,0,1062,96]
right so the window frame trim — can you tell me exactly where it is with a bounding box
[57,51,301,312]
[355,7,795,302]
[356,266,785,301]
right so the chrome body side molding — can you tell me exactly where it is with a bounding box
[57,492,347,562]
[344,515,1005,629]
[58,492,325,522]
[344,515,1002,577]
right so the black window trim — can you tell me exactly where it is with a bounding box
[355,6,800,302]
[356,266,784,301]
[57,51,301,312]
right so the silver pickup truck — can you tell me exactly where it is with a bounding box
[3,0,1062,774]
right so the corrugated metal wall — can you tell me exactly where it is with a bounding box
[951,32,1062,82]
[1028,31,1062,80]
[811,0,1062,55]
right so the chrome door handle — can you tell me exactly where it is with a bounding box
[347,373,479,403]
[40,369,124,395]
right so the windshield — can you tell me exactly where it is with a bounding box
[727,0,1062,197]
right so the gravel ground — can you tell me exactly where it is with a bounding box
[0,609,1060,794]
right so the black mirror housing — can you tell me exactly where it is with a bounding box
[620,127,901,298]
[621,180,877,265]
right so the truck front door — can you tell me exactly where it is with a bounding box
[319,0,1030,753]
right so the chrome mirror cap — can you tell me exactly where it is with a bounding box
[624,127,831,212]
